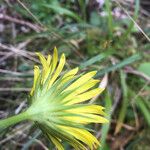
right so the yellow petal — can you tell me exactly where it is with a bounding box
[62,114,108,124]
[64,71,97,92]
[65,105,105,115]
[30,65,40,95]
[47,54,52,66]
[48,54,65,88]
[41,55,52,83]
[49,135,64,150]
[36,52,48,69]
[58,67,79,88]
[65,88,104,105]
[62,67,79,79]
[75,79,99,94]
[39,55,52,84]
[42,67,52,84]
[62,79,100,102]
[36,52,50,84]
[59,126,99,149]
[51,47,58,74]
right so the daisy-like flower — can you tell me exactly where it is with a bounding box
[27,47,108,150]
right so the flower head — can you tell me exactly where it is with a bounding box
[27,47,108,150]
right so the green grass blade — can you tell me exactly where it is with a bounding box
[79,50,114,69]
[22,130,41,150]
[96,53,141,77]
[115,70,128,134]
[43,4,82,22]
[136,98,150,126]
[121,0,140,40]
[105,0,113,37]
[98,90,112,150]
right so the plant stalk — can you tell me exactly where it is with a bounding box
[0,111,29,130]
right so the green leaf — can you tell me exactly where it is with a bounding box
[105,0,113,37]
[43,4,82,22]
[98,90,112,150]
[121,0,140,40]
[22,130,41,150]
[136,98,150,126]
[138,62,150,77]
[96,53,141,77]
[79,51,114,69]
[115,71,128,134]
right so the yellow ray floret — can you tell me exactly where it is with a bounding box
[57,67,79,89]
[47,54,52,66]
[61,79,100,102]
[30,65,40,95]
[74,79,100,94]
[51,46,58,74]
[36,53,50,83]
[36,52,48,69]
[49,135,64,150]
[62,67,79,79]
[59,126,99,149]
[63,88,104,105]
[65,105,105,115]
[48,54,65,89]
[61,113,108,124]
[64,71,97,92]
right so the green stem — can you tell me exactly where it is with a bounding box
[0,111,30,130]
[105,0,113,38]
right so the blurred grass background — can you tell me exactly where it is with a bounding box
[0,0,150,149]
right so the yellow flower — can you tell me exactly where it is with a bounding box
[27,47,108,150]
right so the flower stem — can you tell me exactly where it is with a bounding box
[0,111,30,130]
